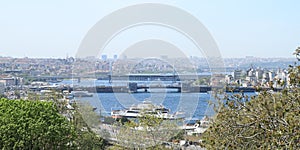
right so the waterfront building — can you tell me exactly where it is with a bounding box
[245,75,256,82]
[247,68,254,77]
[225,75,233,84]
[268,71,275,81]
[233,69,243,80]
[262,72,270,82]
[255,69,263,80]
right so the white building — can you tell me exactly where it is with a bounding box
[255,70,263,79]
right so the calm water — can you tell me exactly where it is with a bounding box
[59,79,254,119]
[74,92,213,119]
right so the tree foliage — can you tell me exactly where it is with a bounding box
[72,102,101,129]
[0,98,76,149]
[115,115,180,149]
[71,102,107,150]
[0,95,107,149]
[201,49,300,149]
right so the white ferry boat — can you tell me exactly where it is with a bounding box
[111,100,184,120]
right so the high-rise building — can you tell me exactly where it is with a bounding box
[113,54,118,60]
[101,54,107,61]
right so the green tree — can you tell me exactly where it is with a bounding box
[115,114,180,149]
[72,102,101,128]
[71,101,107,149]
[0,98,76,149]
[201,49,300,149]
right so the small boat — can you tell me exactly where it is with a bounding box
[111,100,184,120]
[70,91,93,97]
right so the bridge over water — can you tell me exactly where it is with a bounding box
[28,73,211,83]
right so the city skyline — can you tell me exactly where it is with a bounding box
[0,0,299,58]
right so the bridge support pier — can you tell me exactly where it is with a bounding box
[177,87,181,93]
[128,82,137,93]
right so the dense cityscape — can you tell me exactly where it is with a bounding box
[0,55,295,99]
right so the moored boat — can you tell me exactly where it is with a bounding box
[70,91,93,97]
[111,100,184,120]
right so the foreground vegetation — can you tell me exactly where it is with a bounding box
[202,48,300,149]
[0,99,75,149]
[0,98,106,149]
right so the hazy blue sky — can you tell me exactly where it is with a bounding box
[0,0,299,58]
